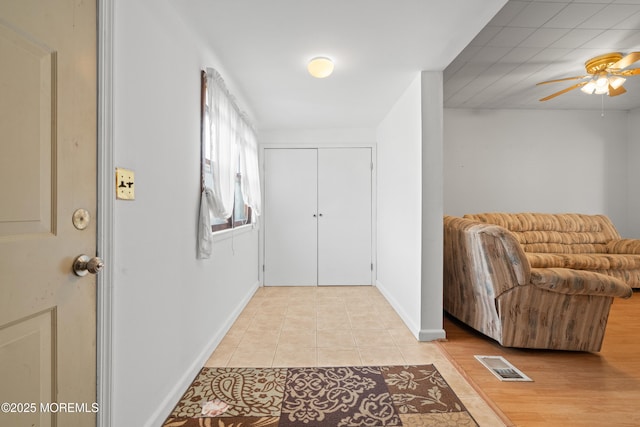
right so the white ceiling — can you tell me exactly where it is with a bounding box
[172,0,640,131]
[172,0,506,130]
[445,0,640,111]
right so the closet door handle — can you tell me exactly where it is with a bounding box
[319,213,323,217]
[313,214,317,217]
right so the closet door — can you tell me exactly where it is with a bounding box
[318,148,372,285]
[264,149,318,286]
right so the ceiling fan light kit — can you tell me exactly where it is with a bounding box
[580,73,626,95]
[537,51,640,101]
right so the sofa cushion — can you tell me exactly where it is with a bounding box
[607,239,640,254]
[527,253,640,270]
[521,242,609,254]
[464,213,619,234]
[464,213,621,254]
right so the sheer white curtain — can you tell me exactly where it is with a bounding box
[238,119,262,216]
[207,68,237,219]
[197,68,261,259]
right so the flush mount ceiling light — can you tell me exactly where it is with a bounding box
[307,57,334,78]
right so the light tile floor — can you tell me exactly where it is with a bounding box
[204,286,507,426]
[205,285,444,368]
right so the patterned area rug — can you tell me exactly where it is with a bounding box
[163,365,478,426]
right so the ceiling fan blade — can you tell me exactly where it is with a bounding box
[611,52,640,70]
[536,75,588,85]
[618,68,640,76]
[608,84,627,97]
[539,81,588,101]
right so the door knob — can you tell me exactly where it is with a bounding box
[73,255,105,276]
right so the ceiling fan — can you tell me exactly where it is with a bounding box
[536,52,640,102]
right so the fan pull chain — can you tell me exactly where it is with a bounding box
[601,94,605,117]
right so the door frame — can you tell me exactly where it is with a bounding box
[259,143,377,288]
[97,0,114,425]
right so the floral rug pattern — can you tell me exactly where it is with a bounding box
[163,365,478,427]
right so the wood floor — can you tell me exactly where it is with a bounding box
[439,290,640,427]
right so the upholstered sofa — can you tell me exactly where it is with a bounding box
[443,213,635,352]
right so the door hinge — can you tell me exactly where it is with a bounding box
[370,162,373,171]
[262,264,265,272]
[371,263,374,271]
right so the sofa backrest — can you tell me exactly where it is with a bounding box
[463,213,621,254]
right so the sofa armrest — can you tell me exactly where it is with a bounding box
[530,268,632,299]
[444,216,531,296]
[607,239,640,254]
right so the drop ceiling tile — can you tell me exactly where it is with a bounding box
[444,63,491,97]
[488,0,529,26]
[499,72,539,92]
[573,47,619,62]
[534,63,585,82]
[498,46,545,64]
[510,2,567,27]
[488,27,536,47]
[510,62,550,80]
[616,11,640,30]
[528,47,574,63]
[469,26,502,46]
[550,28,605,48]
[543,3,607,28]
[456,74,503,99]
[579,0,621,3]
[616,31,640,50]
[587,29,635,49]
[444,58,467,81]
[520,28,570,48]
[470,46,513,63]
[443,90,474,107]
[578,4,640,29]
[450,44,483,63]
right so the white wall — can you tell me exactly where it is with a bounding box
[113,1,259,425]
[376,74,423,337]
[419,71,445,341]
[628,108,640,238]
[260,127,376,146]
[444,108,629,234]
[376,72,446,341]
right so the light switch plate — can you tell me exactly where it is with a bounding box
[116,168,135,200]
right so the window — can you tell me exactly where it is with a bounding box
[206,163,252,232]
[197,68,262,257]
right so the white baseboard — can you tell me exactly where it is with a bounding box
[376,280,446,342]
[144,280,260,427]
[419,329,446,341]
[375,280,421,339]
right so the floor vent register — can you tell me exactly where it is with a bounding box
[474,355,533,382]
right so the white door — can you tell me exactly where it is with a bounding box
[263,148,372,286]
[0,1,97,427]
[318,148,372,285]
[264,149,318,286]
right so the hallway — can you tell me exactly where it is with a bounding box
[199,286,507,426]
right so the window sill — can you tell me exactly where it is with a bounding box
[212,223,256,242]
